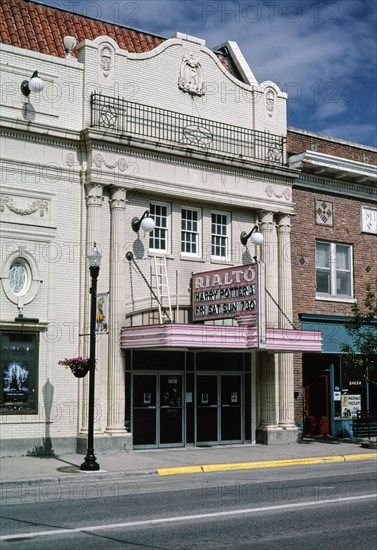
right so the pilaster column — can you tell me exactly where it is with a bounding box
[277,214,296,428]
[81,184,103,434]
[257,211,280,440]
[259,211,278,329]
[106,186,127,433]
[258,352,278,428]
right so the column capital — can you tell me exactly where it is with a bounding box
[259,211,275,231]
[277,214,292,233]
[85,184,104,207]
[109,186,127,210]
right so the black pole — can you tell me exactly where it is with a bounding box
[80,264,100,471]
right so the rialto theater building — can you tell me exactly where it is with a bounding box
[0,0,321,455]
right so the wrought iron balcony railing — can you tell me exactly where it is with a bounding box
[90,93,286,165]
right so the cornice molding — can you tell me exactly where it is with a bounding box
[0,125,80,150]
[81,130,296,187]
[295,173,377,200]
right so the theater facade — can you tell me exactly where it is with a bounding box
[0,0,321,455]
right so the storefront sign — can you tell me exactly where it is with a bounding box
[192,264,261,322]
[334,391,341,401]
[341,394,361,418]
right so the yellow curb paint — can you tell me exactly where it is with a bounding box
[343,453,377,461]
[202,456,342,472]
[158,466,203,476]
[157,453,377,476]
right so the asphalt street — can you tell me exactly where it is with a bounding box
[1,461,376,549]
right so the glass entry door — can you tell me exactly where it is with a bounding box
[196,374,243,445]
[132,373,183,447]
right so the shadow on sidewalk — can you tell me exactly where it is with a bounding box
[300,435,361,445]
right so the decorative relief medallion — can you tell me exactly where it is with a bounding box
[316,200,333,225]
[100,45,113,77]
[65,152,75,167]
[0,195,48,216]
[265,88,275,117]
[178,52,205,96]
[265,185,291,201]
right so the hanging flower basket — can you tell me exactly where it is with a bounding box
[59,357,91,378]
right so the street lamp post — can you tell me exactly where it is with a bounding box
[80,242,102,471]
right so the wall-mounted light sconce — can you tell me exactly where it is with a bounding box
[131,210,156,233]
[21,71,46,97]
[63,36,77,58]
[240,225,263,246]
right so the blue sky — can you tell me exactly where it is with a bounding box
[42,0,376,147]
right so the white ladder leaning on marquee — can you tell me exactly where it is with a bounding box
[152,256,172,323]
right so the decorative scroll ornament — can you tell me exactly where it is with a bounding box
[0,195,48,216]
[178,52,205,96]
[93,154,128,171]
[265,185,291,201]
[100,45,113,77]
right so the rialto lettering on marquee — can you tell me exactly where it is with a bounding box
[194,266,257,289]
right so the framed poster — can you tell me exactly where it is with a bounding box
[341,394,361,418]
[1,331,39,414]
[96,292,109,334]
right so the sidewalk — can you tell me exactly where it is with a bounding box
[1,437,376,485]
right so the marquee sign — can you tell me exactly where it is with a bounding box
[192,263,263,322]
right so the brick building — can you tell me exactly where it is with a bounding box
[288,128,377,437]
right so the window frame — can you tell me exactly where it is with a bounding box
[315,241,353,300]
[211,210,231,261]
[181,207,201,258]
[148,202,171,254]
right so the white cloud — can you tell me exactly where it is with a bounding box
[320,123,377,147]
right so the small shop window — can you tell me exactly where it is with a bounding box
[316,241,353,299]
[0,331,39,414]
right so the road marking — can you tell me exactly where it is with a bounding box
[1,493,376,542]
[158,453,377,475]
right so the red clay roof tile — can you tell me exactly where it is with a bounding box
[1,0,240,80]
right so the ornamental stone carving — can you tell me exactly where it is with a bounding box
[92,154,139,177]
[265,185,291,201]
[100,45,113,77]
[65,152,75,167]
[178,52,205,96]
[265,88,276,117]
[0,195,48,216]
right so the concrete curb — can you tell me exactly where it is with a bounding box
[157,453,377,476]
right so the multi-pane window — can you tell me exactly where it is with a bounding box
[181,208,200,256]
[316,241,353,298]
[211,212,230,259]
[149,203,169,252]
